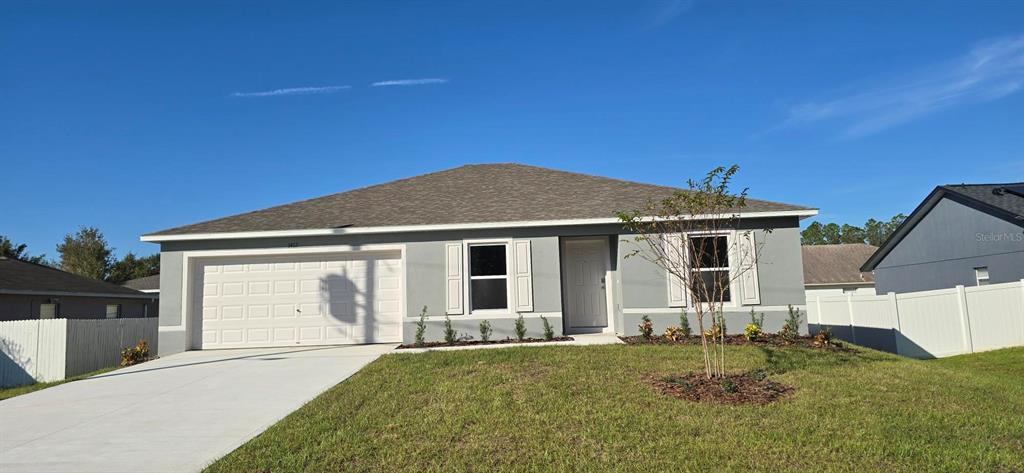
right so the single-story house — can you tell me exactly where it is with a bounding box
[803,244,877,298]
[861,183,1024,293]
[142,164,817,355]
[123,274,160,295]
[0,256,159,321]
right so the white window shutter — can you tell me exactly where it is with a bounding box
[445,243,464,315]
[665,233,688,307]
[513,240,534,312]
[738,231,761,305]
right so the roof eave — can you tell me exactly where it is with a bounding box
[142,209,818,243]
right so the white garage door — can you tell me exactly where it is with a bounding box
[197,251,403,349]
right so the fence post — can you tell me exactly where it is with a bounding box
[888,292,901,356]
[847,292,857,345]
[955,285,974,354]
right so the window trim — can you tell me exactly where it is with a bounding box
[683,230,739,308]
[105,304,121,319]
[40,303,58,319]
[974,266,990,286]
[463,239,514,315]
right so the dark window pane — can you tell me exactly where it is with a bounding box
[471,279,507,310]
[691,270,731,303]
[470,245,507,276]
[688,236,729,269]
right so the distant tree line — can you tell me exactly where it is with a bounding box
[800,214,907,246]
[1,227,158,285]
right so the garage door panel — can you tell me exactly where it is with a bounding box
[198,251,403,349]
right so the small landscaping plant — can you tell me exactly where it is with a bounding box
[414,306,428,347]
[479,320,492,342]
[664,326,683,341]
[514,313,527,341]
[749,307,765,330]
[541,315,554,341]
[443,316,458,344]
[744,323,763,342]
[703,322,721,340]
[679,310,692,337]
[120,339,150,367]
[813,327,833,347]
[780,305,802,342]
[638,315,654,339]
[721,378,738,393]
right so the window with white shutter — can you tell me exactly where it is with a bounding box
[512,240,534,312]
[445,243,464,314]
[737,231,761,305]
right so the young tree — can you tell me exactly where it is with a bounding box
[107,252,160,284]
[618,165,766,379]
[0,235,49,264]
[57,227,114,280]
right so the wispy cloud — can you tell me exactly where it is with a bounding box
[371,78,448,87]
[642,0,695,30]
[230,86,351,97]
[777,35,1024,138]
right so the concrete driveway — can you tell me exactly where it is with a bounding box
[0,344,394,473]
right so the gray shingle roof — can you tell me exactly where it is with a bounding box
[146,163,814,237]
[0,257,150,297]
[941,183,1024,220]
[123,274,160,291]
[802,244,877,285]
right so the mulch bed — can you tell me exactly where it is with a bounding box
[397,337,574,349]
[620,333,856,352]
[649,371,793,405]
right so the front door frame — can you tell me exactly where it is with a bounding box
[560,236,615,334]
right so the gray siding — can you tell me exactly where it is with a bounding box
[874,198,1024,293]
[0,294,157,322]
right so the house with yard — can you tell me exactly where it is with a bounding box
[861,183,1024,293]
[0,256,159,321]
[802,243,876,298]
[141,164,817,355]
[123,274,160,295]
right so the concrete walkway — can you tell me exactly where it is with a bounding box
[0,344,393,473]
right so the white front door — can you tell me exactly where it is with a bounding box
[195,251,403,349]
[562,237,610,332]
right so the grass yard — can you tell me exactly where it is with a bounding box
[207,344,1024,472]
[0,367,117,401]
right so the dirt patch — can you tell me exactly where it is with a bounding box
[396,337,574,349]
[621,333,856,352]
[649,371,793,405]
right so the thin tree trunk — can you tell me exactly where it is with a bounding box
[696,311,711,379]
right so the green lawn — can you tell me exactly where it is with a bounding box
[206,344,1024,472]
[0,367,117,401]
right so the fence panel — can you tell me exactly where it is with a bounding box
[65,318,158,377]
[965,283,1024,352]
[0,319,67,387]
[893,288,965,358]
[848,294,898,352]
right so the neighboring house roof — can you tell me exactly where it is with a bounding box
[123,274,160,292]
[143,163,816,240]
[0,257,154,299]
[802,244,877,286]
[861,182,1024,271]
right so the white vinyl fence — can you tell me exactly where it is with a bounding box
[808,280,1024,358]
[0,318,158,388]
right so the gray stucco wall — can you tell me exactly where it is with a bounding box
[155,218,807,353]
[873,197,1024,293]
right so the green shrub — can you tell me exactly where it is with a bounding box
[813,327,833,346]
[721,378,738,393]
[479,320,492,342]
[541,315,554,341]
[638,315,654,339]
[514,313,527,341]
[679,309,692,337]
[664,326,683,341]
[781,305,802,341]
[443,316,458,344]
[414,306,428,347]
[749,307,765,329]
[120,339,150,367]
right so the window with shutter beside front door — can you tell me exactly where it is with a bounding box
[512,240,534,312]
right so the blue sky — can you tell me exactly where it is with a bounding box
[2,1,1022,259]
